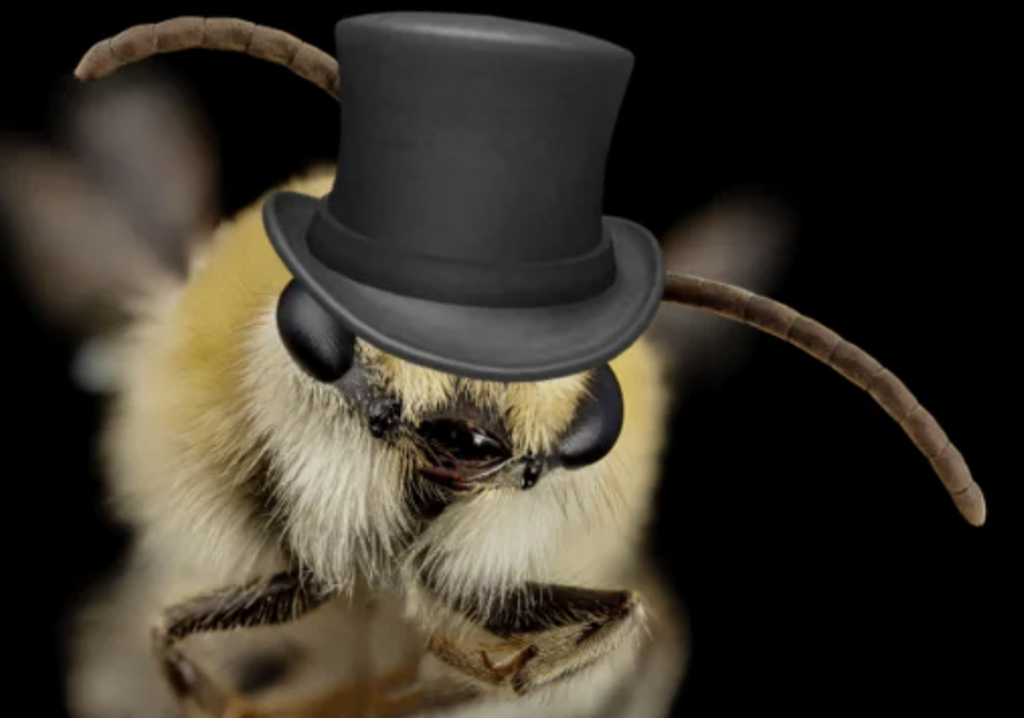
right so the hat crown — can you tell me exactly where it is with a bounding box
[326,11,634,266]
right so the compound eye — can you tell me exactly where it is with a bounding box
[276,279,355,383]
[555,364,623,469]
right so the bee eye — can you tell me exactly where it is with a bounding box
[555,364,623,469]
[418,418,509,464]
[276,279,355,383]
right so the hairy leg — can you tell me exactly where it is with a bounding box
[152,570,329,715]
[426,582,645,696]
[155,571,478,717]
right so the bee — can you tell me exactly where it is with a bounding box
[0,15,985,718]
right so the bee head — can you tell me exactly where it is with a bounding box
[276,278,625,496]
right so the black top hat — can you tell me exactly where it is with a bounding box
[264,11,664,381]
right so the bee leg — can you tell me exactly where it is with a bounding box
[163,642,475,718]
[158,570,329,644]
[151,572,476,717]
[151,570,331,717]
[428,582,643,696]
[428,633,539,688]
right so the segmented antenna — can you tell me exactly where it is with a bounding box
[74,17,339,99]
[661,272,985,527]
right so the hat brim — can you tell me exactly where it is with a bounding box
[264,190,665,382]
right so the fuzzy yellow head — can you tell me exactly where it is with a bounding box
[97,164,673,622]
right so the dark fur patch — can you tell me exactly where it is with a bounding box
[164,570,329,641]
[479,584,635,638]
[417,567,635,639]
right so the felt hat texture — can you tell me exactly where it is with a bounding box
[264,11,665,381]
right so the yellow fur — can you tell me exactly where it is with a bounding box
[72,163,685,718]
[164,166,333,457]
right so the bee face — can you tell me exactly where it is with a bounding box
[276,278,625,497]
[236,278,635,597]
[117,166,659,603]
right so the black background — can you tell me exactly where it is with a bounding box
[1,4,1015,716]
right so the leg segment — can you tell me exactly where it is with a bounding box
[152,570,328,716]
[153,571,479,717]
[427,582,644,696]
[159,570,327,644]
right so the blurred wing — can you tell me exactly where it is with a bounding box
[646,189,797,396]
[55,62,220,274]
[0,64,219,391]
[0,140,171,336]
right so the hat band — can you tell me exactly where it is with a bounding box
[305,199,617,308]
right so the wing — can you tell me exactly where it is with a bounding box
[54,62,220,274]
[645,188,798,399]
[0,63,219,391]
